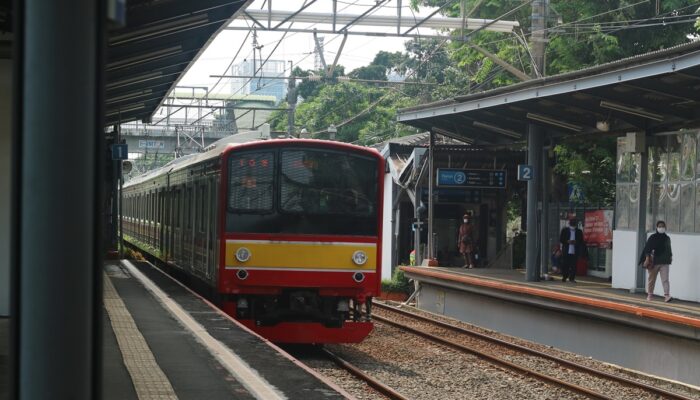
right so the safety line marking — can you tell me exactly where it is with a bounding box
[122,260,286,400]
[103,273,178,400]
[457,268,700,315]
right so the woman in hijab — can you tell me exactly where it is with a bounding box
[639,220,673,302]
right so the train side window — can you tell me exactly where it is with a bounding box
[199,185,205,232]
[186,187,192,229]
[175,189,180,228]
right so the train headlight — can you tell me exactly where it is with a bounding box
[352,250,368,266]
[236,247,251,262]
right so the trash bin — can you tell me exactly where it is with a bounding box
[576,256,588,276]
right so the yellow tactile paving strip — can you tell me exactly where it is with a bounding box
[103,273,178,400]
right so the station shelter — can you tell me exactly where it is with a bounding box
[396,41,700,303]
[377,133,525,280]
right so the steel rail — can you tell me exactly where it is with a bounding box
[372,313,612,399]
[373,301,694,400]
[321,348,410,400]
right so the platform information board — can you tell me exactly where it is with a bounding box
[421,188,482,203]
[436,168,506,189]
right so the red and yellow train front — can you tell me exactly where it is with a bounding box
[218,141,383,343]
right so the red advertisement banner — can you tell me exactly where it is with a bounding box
[583,210,613,248]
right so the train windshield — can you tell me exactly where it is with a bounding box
[227,148,378,236]
[280,149,376,217]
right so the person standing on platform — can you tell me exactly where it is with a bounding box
[639,221,673,302]
[458,214,474,269]
[559,218,584,283]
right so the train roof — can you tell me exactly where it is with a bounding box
[123,133,381,189]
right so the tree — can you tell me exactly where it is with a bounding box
[553,136,617,205]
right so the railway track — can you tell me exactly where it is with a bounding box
[372,301,695,400]
[321,348,410,400]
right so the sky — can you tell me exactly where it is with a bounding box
[177,0,446,98]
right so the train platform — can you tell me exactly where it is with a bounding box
[401,265,700,387]
[103,260,350,400]
[0,260,352,399]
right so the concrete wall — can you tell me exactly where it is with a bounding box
[0,59,11,316]
[613,229,700,302]
[381,173,393,281]
[611,229,637,291]
[417,283,700,386]
[658,233,700,302]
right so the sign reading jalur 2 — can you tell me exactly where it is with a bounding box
[436,168,506,189]
[583,210,614,248]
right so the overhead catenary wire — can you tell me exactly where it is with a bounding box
[180,0,369,127]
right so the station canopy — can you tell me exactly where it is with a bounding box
[105,0,250,126]
[397,41,700,145]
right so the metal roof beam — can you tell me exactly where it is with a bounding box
[272,0,318,30]
[581,88,697,121]
[457,112,526,133]
[243,10,266,29]
[107,59,191,81]
[241,9,519,32]
[108,22,225,59]
[509,103,595,130]
[541,96,647,130]
[226,25,476,40]
[404,0,459,35]
[340,0,386,32]
[621,80,700,103]
[327,32,347,78]
[117,0,252,29]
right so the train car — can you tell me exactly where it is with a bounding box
[121,131,384,343]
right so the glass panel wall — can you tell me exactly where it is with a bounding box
[617,131,699,234]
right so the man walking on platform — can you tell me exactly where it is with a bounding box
[559,218,584,283]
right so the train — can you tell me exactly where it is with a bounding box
[121,130,384,343]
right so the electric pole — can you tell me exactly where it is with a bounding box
[287,61,297,138]
[530,0,548,77]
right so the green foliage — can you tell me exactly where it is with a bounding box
[349,64,388,81]
[293,66,346,100]
[553,136,617,205]
[381,268,412,294]
[122,234,162,260]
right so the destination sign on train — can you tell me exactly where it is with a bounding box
[436,168,506,189]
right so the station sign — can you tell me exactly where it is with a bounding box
[436,168,506,189]
[138,140,165,150]
[111,144,128,160]
[421,188,482,203]
[517,164,533,181]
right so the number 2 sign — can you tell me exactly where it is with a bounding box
[517,165,533,181]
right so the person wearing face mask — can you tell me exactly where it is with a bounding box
[639,221,673,302]
[457,214,474,268]
[559,218,584,283]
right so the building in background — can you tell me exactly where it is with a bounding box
[230,59,287,103]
